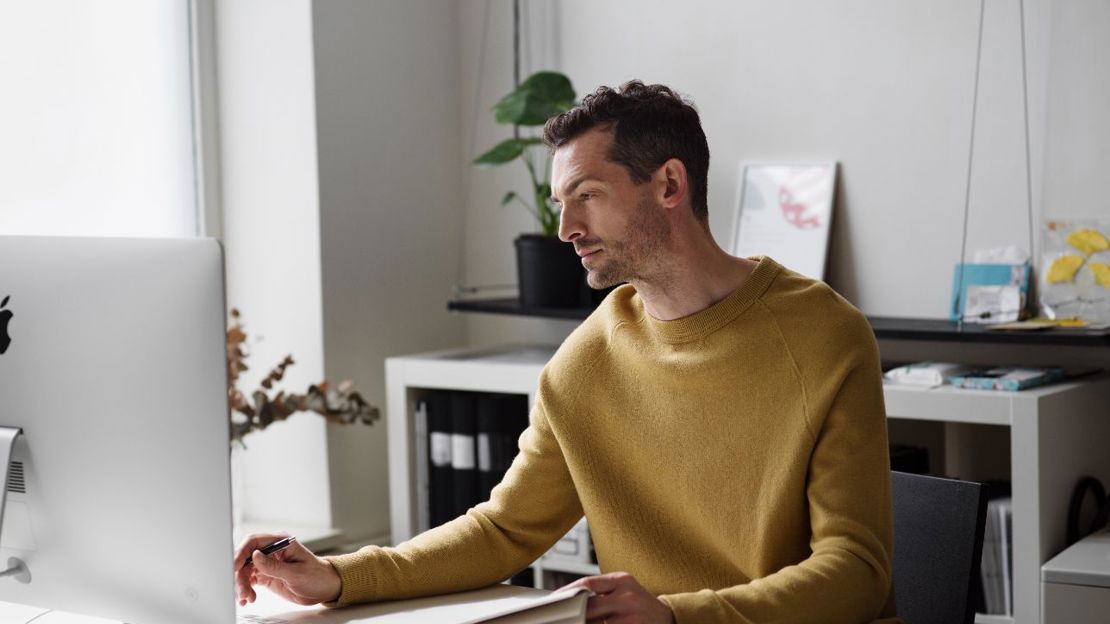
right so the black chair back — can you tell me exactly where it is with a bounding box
[891,471,989,624]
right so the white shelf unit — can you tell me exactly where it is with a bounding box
[386,345,1110,623]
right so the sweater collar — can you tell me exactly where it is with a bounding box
[639,256,782,344]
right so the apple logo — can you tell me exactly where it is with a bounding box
[0,295,11,355]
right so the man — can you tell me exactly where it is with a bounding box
[234,81,899,623]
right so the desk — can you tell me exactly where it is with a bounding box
[1,585,554,624]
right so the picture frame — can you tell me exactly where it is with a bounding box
[730,162,838,281]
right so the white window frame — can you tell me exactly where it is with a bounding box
[189,0,223,240]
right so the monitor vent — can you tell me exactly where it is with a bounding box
[7,461,25,494]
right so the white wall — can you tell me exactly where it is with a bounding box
[217,0,333,528]
[1042,0,1110,220]
[311,0,468,543]
[456,0,1093,346]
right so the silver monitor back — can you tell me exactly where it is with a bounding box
[0,235,234,623]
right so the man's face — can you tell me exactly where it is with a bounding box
[551,129,670,289]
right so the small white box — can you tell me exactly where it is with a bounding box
[1042,528,1110,623]
[541,518,592,565]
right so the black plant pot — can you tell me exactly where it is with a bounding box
[515,234,586,308]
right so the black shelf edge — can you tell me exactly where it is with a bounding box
[448,298,1110,347]
[866,316,1110,347]
[448,298,595,321]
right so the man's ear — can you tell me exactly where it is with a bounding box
[654,158,689,210]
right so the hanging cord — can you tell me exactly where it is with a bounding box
[453,0,493,300]
[512,0,521,141]
[1067,476,1110,546]
[521,0,533,78]
[513,0,521,87]
[1018,0,1036,278]
[954,0,987,329]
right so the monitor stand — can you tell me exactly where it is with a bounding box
[0,427,29,583]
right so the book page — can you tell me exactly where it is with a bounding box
[238,584,589,624]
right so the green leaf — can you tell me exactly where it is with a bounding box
[473,139,524,165]
[518,93,572,126]
[501,191,518,206]
[472,137,544,166]
[493,72,576,126]
[519,72,575,105]
[493,90,529,125]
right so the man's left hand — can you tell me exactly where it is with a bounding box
[559,571,676,624]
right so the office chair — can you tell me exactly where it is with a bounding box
[891,471,989,624]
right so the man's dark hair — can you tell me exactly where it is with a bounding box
[543,80,710,223]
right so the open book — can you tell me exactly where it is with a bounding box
[237,584,591,624]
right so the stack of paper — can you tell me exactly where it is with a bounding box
[883,362,973,388]
[980,498,1013,616]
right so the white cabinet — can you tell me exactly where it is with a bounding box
[386,344,1110,623]
[885,377,1110,623]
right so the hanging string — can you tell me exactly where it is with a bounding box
[1018,0,1036,270]
[512,0,521,141]
[521,0,533,77]
[453,0,493,300]
[955,0,987,329]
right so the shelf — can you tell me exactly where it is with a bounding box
[448,298,1110,346]
[882,376,1109,426]
[449,297,595,320]
[867,316,1110,346]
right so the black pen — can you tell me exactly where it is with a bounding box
[242,536,297,569]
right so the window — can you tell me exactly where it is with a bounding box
[0,1,198,237]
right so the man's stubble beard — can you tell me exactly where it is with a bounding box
[585,194,671,289]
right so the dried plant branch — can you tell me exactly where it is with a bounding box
[227,308,380,447]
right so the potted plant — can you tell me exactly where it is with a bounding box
[472,71,588,308]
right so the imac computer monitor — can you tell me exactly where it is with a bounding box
[0,235,235,623]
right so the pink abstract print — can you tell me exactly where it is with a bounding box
[779,186,822,230]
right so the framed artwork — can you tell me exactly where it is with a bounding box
[1040,218,1110,324]
[730,162,838,281]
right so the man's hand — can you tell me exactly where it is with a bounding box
[232,532,342,607]
[559,572,676,624]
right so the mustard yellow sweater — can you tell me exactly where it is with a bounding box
[326,257,898,623]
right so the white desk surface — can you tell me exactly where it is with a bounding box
[1,584,552,624]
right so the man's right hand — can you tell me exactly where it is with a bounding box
[233,532,343,607]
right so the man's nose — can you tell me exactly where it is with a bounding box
[558,206,583,243]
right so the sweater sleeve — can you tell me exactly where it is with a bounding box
[323,372,584,607]
[660,326,897,624]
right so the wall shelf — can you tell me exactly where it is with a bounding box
[448,298,1110,347]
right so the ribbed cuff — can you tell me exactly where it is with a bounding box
[322,547,382,607]
[658,589,725,623]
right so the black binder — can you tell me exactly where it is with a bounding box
[426,391,454,527]
[476,394,500,502]
[450,392,479,519]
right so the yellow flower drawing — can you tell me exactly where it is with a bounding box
[1089,262,1110,289]
[1048,254,1085,283]
[1066,228,1110,256]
